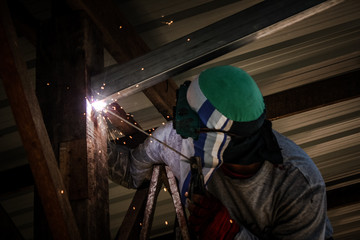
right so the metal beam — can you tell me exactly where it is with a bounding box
[92,0,342,103]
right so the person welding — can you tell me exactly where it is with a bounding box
[107,65,333,239]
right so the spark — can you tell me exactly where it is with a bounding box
[92,100,107,112]
[163,20,173,26]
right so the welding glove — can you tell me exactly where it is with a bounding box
[187,193,240,240]
[107,142,134,188]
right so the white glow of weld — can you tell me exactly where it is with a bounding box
[92,100,107,112]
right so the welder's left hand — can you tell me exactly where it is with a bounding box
[187,192,240,240]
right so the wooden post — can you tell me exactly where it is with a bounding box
[36,10,109,240]
[0,1,81,239]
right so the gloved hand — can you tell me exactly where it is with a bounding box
[187,192,240,240]
[107,142,134,188]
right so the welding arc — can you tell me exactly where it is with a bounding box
[105,110,191,161]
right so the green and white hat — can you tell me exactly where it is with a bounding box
[187,65,266,136]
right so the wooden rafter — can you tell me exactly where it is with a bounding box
[0,1,80,239]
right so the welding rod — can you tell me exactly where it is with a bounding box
[105,110,191,161]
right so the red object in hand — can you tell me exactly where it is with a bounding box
[188,193,240,240]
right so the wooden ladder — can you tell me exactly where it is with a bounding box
[115,165,190,240]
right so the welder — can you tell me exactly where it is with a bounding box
[107,65,333,239]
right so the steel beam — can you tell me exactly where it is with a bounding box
[91,0,342,103]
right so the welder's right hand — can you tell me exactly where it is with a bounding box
[104,103,134,134]
[187,192,240,240]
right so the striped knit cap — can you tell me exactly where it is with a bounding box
[185,66,265,168]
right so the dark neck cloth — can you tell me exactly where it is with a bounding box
[223,119,283,165]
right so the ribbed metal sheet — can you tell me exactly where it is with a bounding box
[272,98,360,184]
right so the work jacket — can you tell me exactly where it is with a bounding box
[108,121,333,240]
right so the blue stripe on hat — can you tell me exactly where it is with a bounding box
[194,132,207,160]
[198,100,215,126]
[221,118,230,130]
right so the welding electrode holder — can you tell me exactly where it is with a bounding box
[188,156,206,201]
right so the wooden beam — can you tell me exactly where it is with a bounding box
[0,1,81,239]
[66,0,177,118]
[36,11,110,240]
[265,70,360,120]
[91,0,342,102]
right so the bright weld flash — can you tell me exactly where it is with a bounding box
[92,100,107,112]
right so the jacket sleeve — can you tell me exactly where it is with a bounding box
[233,183,328,240]
[130,122,184,188]
[108,121,184,188]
